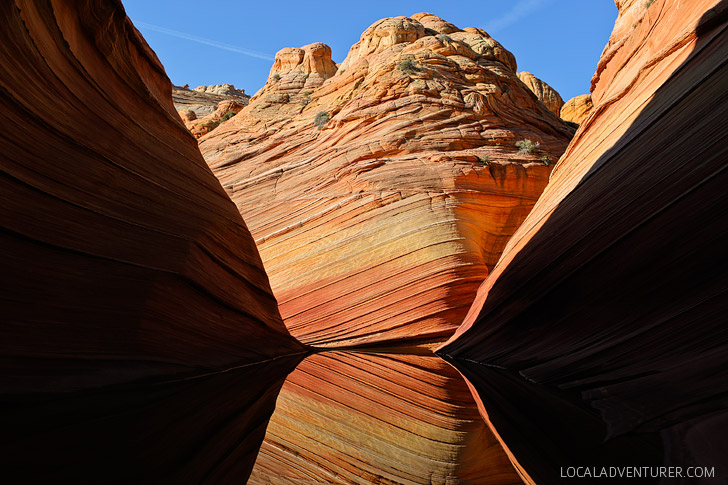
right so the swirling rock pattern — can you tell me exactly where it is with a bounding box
[440,0,728,482]
[250,351,523,484]
[200,13,575,348]
[0,0,304,481]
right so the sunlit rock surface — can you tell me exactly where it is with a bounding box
[440,0,728,482]
[517,71,564,116]
[200,13,574,348]
[0,0,304,481]
[250,351,524,484]
[559,93,593,124]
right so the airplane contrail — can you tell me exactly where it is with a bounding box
[134,22,274,61]
[484,0,551,33]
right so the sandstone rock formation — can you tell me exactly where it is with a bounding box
[187,98,247,138]
[172,83,249,117]
[194,83,247,96]
[440,0,728,482]
[560,93,593,124]
[517,71,564,115]
[0,0,304,481]
[200,13,575,348]
[250,351,523,484]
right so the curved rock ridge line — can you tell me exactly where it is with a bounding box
[0,0,305,481]
[560,93,593,124]
[249,351,524,484]
[200,12,575,348]
[440,0,728,482]
[517,71,564,116]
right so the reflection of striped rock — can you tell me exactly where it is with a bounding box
[250,351,522,484]
[201,13,574,348]
[441,0,728,482]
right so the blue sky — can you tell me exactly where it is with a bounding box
[122,0,617,101]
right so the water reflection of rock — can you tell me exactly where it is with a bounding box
[2,356,303,483]
[250,351,522,484]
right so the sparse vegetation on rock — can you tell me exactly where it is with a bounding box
[397,58,418,75]
[516,139,540,155]
[314,111,330,129]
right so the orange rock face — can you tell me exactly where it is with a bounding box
[200,13,574,348]
[517,71,564,115]
[559,93,593,124]
[250,351,523,484]
[0,0,304,481]
[440,0,728,482]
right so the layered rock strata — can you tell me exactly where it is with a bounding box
[200,13,575,348]
[440,0,728,482]
[172,83,249,117]
[249,351,523,484]
[0,0,304,481]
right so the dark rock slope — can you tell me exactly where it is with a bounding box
[439,0,728,482]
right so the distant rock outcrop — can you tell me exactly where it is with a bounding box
[0,0,303,481]
[517,71,564,115]
[200,13,575,349]
[440,0,728,482]
[560,93,593,124]
[194,83,247,96]
[172,84,250,137]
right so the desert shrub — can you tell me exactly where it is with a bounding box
[644,0,655,7]
[540,155,553,165]
[478,155,490,164]
[220,111,236,122]
[438,33,452,42]
[397,58,418,75]
[271,73,281,82]
[300,90,312,106]
[314,111,330,129]
[516,139,540,155]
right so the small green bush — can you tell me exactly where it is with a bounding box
[516,139,540,155]
[478,155,490,164]
[220,111,236,122]
[271,73,281,82]
[300,91,312,106]
[438,33,452,42]
[314,111,330,129]
[540,155,552,166]
[644,0,655,7]
[397,58,418,75]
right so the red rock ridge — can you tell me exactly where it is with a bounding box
[200,13,575,349]
[440,0,728,481]
[0,0,305,481]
